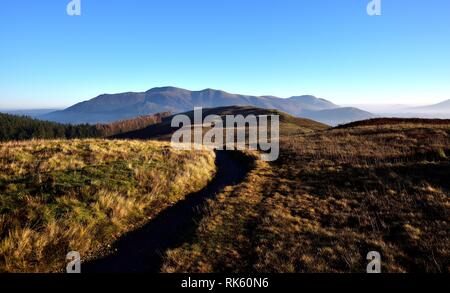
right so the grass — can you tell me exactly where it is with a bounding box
[1,107,448,273]
[162,121,450,273]
[0,139,216,272]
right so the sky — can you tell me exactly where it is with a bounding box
[0,0,449,109]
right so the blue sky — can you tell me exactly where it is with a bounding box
[1,0,449,109]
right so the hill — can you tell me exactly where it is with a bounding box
[161,118,450,273]
[40,87,374,126]
[370,100,450,119]
[1,107,449,273]
[95,112,171,137]
[410,99,450,112]
[114,106,329,141]
[302,107,376,126]
[336,117,450,129]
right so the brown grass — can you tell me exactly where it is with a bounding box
[0,139,216,272]
[162,122,450,273]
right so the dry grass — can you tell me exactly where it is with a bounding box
[162,122,450,273]
[0,139,216,272]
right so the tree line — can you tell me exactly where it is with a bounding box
[0,112,171,141]
[0,113,100,141]
[95,112,170,137]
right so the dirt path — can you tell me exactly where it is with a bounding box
[83,151,251,272]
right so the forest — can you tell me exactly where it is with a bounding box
[0,112,170,141]
[0,113,100,141]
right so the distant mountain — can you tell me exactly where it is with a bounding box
[302,107,376,126]
[356,99,450,119]
[40,87,374,126]
[410,99,450,112]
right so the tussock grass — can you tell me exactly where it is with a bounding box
[162,151,271,273]
[162,123,450,273]
[0,139,215,272]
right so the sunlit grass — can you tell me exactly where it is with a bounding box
[162,122,450,273]
[0,139,216,272]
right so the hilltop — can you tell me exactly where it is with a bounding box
[114,106,328,141]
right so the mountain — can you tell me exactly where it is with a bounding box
[410,99,450,112]
[40,87,373,126]
[355,99,450,119]
[302,107,376,126]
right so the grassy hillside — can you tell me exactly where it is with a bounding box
[335,118,450,128]
[2,106,448,273]
[95,112,171,137]
[114,106,328,140]
[0,139,215,272]
[162,120,450,273]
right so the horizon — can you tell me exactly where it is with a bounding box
[1,0,450,108]
[0,85,447,111]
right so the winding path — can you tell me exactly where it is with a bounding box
[83,151,250,273]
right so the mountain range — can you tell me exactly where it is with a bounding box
[40,87,376,126]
